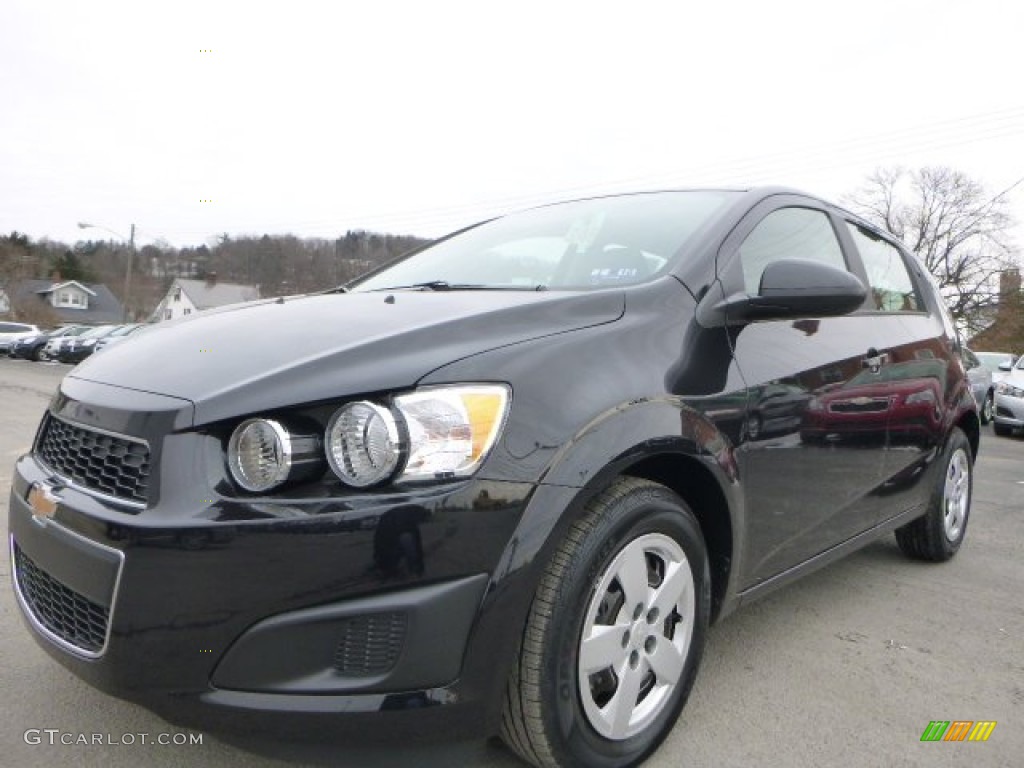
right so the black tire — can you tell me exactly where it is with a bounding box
[993,422,1012,437]
[31,346,43,362]
[500,477,710,768]
[979,392,993,425]
[895,427,972,561]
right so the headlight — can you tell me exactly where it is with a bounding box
[997,382,1024,398]
[394,384,509,482]
[228,418,292,492]
[905,389,937,406]
[323,384,510,488]
[325,401,401,487]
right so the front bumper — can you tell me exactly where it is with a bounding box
[993,392,1024,428]
[9,448,538,740]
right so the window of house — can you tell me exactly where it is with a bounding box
[846,223,922,312]
[738,207,847,294]
[173,288,181,302]
[184,308,191,315]
[55,290,85,308]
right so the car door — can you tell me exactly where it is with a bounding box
[839,219,956,520]
[714,195,895,589]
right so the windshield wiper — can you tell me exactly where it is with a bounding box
[367,281,547,292]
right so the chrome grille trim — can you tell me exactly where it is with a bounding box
[35,413,150,509]
[10,531,125,659]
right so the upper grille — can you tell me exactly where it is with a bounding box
[829,399,890,414]
[36,413,150,506]
[333,612,408,676]
[13,543,110,654]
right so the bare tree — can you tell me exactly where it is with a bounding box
[844,166,1021,335]
[0,232,46,319]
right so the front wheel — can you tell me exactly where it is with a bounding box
[980,392,994,425]
[501,478,710,768]
[895,427,972,561]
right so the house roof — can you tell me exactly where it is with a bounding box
[37,280,97,297]
[11,279,124,324]
[175,278,259,310]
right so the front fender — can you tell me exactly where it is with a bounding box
[538,396,739,489]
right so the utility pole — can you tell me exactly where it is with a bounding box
[77,221,138,322]
[125,223,135,322]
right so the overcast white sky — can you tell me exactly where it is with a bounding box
[2,0,1023,249]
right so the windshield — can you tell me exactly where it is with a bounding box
[975,352,1014,372]
[351,191,737,292]
[846,359,947,388]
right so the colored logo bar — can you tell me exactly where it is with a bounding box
[920,721,996,742]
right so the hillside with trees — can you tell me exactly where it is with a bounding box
[1,229,429,322]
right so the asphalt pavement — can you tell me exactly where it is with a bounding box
[1,357,1021,768]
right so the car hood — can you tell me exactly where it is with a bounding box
[69,290,624,426]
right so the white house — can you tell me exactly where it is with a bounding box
[1,279,124,324]
[152,276,260,322]
[45,280,96,310]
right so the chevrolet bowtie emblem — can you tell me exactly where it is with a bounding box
[27,482,59,521]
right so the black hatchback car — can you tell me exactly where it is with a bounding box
[9,188,977,768]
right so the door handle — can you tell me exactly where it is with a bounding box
[863,347,889,373]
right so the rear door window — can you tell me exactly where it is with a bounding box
[846,223,923,312]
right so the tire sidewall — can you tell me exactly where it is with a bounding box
[933,429,972,556]
[544,487,710,767]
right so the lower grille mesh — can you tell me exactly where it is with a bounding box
[333,612,407,676]
[13,544,109,654]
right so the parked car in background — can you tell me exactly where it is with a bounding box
[54,324,118,364]
[974,351,1017,384]
[9,325,88,361]
[993,354,1024,436]
[8,188,980,768]
[42,325,91,360]
[0,321,40,355]
[93,323,145,353]
[962,347,995,424]
[801,359,948,444]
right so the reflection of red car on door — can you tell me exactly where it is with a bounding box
[801,360,947,444]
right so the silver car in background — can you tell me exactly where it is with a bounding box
[993,355,1024,436]
[962,347,995,425]
[0,321,40,355]
[975,351,1017,384]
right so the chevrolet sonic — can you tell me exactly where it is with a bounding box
[9,188,978,767]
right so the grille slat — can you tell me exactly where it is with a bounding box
[36,414,150,505]
[14,544,109,654]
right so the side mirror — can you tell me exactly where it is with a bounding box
[698,258,867,327]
